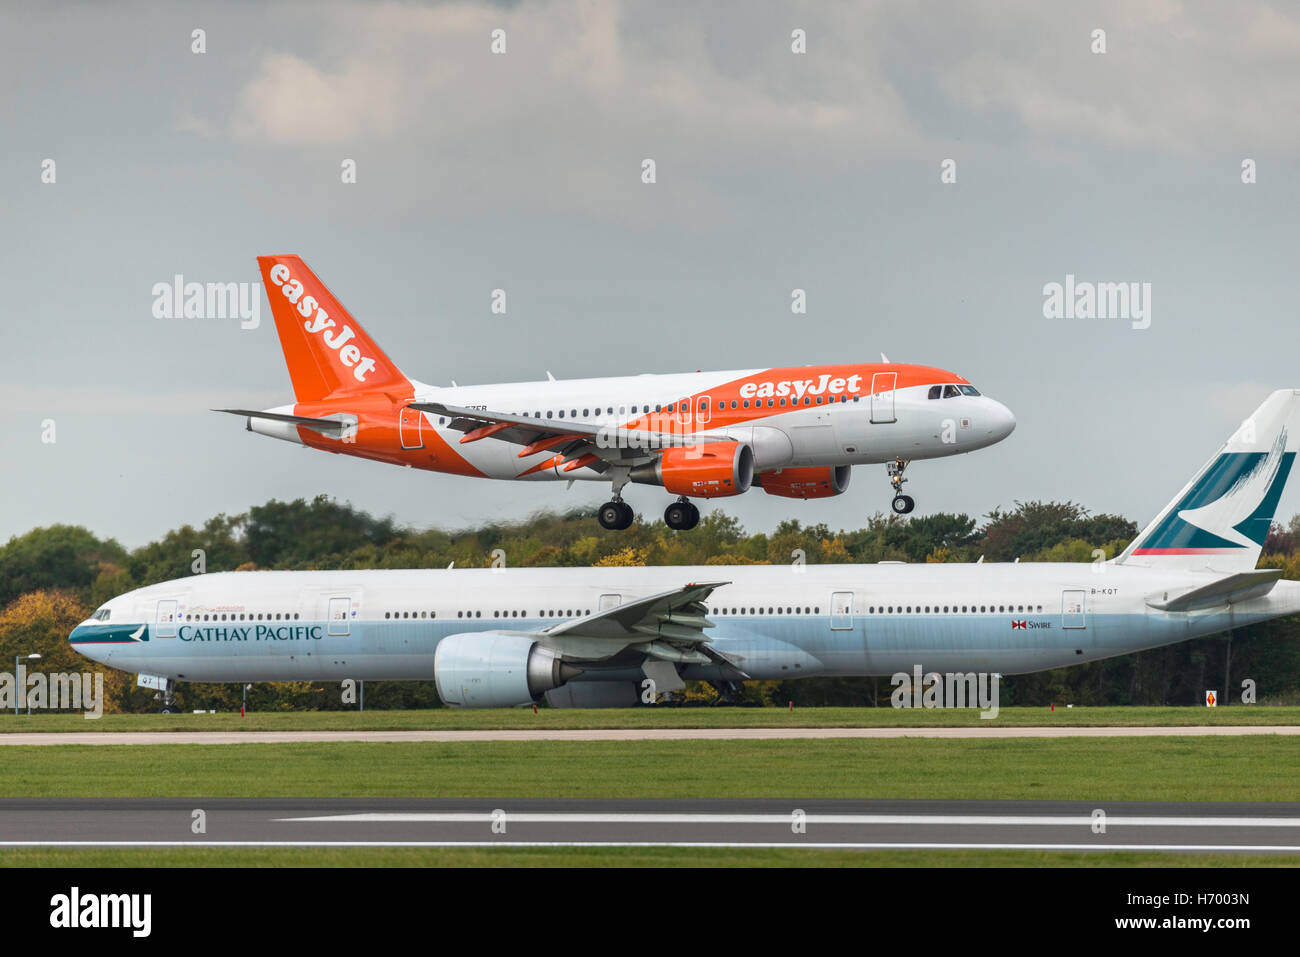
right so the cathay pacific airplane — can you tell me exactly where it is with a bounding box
[74,390,1300,711]
[218,255,1015,528]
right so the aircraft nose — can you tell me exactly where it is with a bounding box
[66,621,110,665]
[990,399,1016,440]
[68,622,105,663]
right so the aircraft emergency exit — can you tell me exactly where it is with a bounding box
[219,255,1016,529]
[82,390,1300,710]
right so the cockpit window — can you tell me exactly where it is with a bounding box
[943,385,962,398]
[958,385,980,396]
[927,386,941,400]
[92,607,111,621]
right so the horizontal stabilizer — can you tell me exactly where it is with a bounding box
[1145,568,1283,612]
[214,409,346,437]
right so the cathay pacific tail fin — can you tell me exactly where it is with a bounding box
[1117,389,1300,572]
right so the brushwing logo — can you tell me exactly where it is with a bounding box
[1133,430,1293,555]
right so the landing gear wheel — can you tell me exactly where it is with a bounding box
[599,501,635,530]
[160,704,182,714]
[598,502,622,529]
[665,500,699,531]
[886,459,913,515]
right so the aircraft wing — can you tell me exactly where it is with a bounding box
[409,401,737,474]
[1145,568,1284,612]
[533,581,746,675]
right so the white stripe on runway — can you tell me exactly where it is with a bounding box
[276,812,1300,827]
[0,840,1295,851]
[1,725,1297,745]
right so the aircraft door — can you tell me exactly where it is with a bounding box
[1062,590,1086,629]
[327,597,352,636]
[830,591,854,630]
[155,600,179,638]
[870,372,897,424]
[399,407,424,450]
[598,594,621,610]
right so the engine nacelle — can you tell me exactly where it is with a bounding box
[434,632,579,708]
[629,442,754,498]
[757,464,851,499]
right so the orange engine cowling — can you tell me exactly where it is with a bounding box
[757,465,851,499]
[630,443,755,498]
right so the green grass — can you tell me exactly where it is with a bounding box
[0,846,1295,867]
[3,737,1299,801]
[5,705,1298,733]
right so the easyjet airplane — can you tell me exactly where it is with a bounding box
[220,256,1016,530]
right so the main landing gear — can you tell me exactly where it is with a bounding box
[598,470,636,530]
[598,499,635,530]
[664,497,700,531]
[597,497,701,531]
[888,458,915,515]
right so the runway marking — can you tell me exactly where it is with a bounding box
[1,725,1298,745]
[275,812,1300,827]
[0,840,1295,852]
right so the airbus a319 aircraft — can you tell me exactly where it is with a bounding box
[220,256,1016,529]
[75,390,1300,710]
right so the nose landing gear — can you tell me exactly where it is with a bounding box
[664,498,700,531]
[888,458,915,514]
[154,678,182,714]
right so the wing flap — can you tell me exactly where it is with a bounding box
[409,401,739,461]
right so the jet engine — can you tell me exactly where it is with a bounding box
[629,442,755,498]
[757,465,851,499]
[434,632,581,708]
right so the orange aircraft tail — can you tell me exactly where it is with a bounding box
[257,255,411,402]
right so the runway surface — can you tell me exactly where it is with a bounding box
[0,725,1296,745]
[0,799,1297,852]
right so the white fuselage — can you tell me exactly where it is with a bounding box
[70,562,1300,684]
[252,366,1016,482]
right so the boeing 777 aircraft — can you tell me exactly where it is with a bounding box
[219,255,1015,529]
[75,390,1300,710]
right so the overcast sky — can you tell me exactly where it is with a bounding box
[4,0,1300,548]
